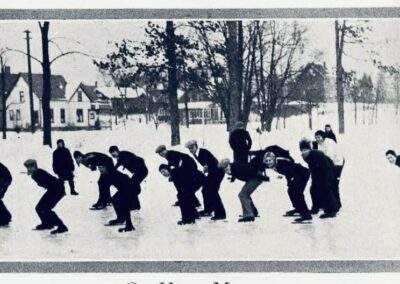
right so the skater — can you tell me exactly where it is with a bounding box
[299,140,339,219]
[185,140,226,220]
[314,130,345,210]
[229,121,252,164]
[73,151,114,210]
[156,145,204,208]
[159,164,198,225]
[218,158,269,222]
[0,163,12,227]
[109,146,148,210]
[249,144,294,170]
[98,164,135,232]
[23,159,68,234]
[385,150,400,168]
[261,152,312,223]
[52,139,78,195]
[324,124,337,143]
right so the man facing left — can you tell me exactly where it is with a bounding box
[24,159,68,235]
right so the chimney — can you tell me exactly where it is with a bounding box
[4,66,10,74]
[94,81,98,88]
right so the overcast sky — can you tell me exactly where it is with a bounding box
[0,19,398,96]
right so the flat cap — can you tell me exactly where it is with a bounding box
[155,144,167,154]
[24,159,37,167]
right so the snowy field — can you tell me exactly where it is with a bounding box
[0,103,400,261]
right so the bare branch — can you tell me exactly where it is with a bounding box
[5,48,42,65]
[50,51,93,65]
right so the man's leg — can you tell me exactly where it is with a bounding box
[333,165,344,209]
[95,174,111,207]
[238,178,262,219]
[0,199,11,226]
[68,176,78,195]
[109,192,124,224]
[118,190,135,232]
[210,172,226,219]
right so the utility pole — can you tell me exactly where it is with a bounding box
[25,30,35,133]
[1,57,6,139]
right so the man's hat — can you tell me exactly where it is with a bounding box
[155,145,167,154]
[24,159,37,168]
[185,139,198,148]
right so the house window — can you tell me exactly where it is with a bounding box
[16,110,21,121]
[34,111,39,124]
[77,109,84,122]
[89,112,95,120]
[50,109,54,123]
[9,110,14,121]
[60,109,66,123]
[20,91,25,103]
[78,90,83,102]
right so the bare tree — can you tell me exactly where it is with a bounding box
[335,20,370,133]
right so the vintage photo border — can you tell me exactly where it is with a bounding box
[0,7,399,273]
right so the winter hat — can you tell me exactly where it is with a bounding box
[24,159,37,168]
[218,158,231,170]
[158,164,169,172]
[299,139,312,151]
[73,151,83,159]
[109,145,119,153]
[315,130,326,139]
[56,139,65,145]
[325,124,332,128]
[385,150,397,157]
[185,140,198,148]
[155,145,167,154]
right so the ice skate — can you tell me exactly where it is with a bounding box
[50,225,68,234]
[106,219,125,226]
[283,209,300,217]
[118,226,135,233]
[238,216,255,223]
[34,224,54,230]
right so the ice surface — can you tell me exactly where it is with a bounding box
[0,103,399,261]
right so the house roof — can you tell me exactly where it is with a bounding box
[97,86,145,99]
[78,83,110,102]
[0,72,67,100]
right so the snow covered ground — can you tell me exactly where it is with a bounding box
[0,103,399,261]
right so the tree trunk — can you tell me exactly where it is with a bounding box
[354,101,357,125]
[40,21,52,148]
[262,111,275,132]
[226,21,241,130]
[1,59,6,139]
[335,20,345,134]
[308,104,313,130]
[166,21,180,146]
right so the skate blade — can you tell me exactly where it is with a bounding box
[291,221,313,224]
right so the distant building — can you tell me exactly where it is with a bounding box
[69,83,113,129]
[0,68,73,131]
[158,89,224,124]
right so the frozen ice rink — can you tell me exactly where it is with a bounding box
[0,104,399,260]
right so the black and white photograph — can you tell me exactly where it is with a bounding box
[0,1,400,276]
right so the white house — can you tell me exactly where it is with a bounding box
[0,69,76,130]
[69,83,113,129]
